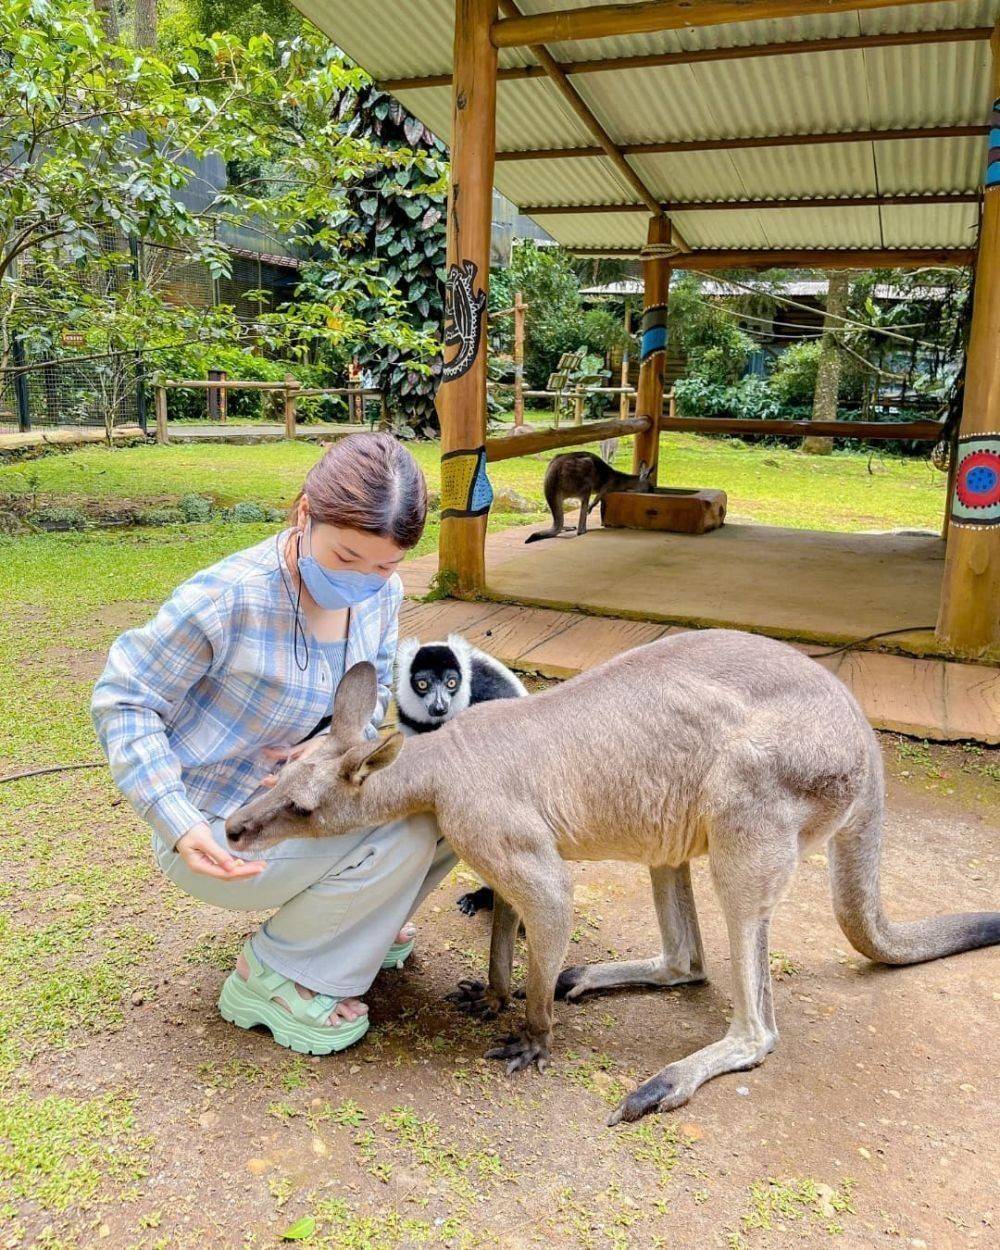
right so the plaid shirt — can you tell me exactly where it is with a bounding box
[92,530,401,849]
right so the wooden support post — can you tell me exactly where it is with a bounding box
[573,388,584,425]
[633,217,671,482]
[619,305,632,420]
[513,290,525,427]
[283,374,298,440]
[154,386,168,444]
[435,0,497,597]
[936,22,1000,658]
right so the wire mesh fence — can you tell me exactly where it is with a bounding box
[0,352,145,436]
[1,234,304,435]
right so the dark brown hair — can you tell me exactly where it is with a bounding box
[293,433,427,549]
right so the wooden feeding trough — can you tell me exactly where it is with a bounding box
[603,486,727,536]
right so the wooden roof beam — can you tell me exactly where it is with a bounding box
[492,0,950,48]
[522,192,982,214]
[495,124,988,161]
[495,0,689,250]
[562,246,976,269]
[381,27,991,91]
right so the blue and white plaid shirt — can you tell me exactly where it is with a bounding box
[92,530,401,849]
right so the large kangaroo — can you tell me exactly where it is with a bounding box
[226,630,999,1124]
[526,451,651,543]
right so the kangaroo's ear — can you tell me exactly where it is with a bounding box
[338,732,404,786]
[332,662,378,739]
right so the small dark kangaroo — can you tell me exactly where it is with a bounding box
[225,630,1000,1124]
[526,452,652,543]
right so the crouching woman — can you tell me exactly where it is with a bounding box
[92,433,455,1055]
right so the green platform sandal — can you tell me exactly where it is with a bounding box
[218,943,369,1055]
[380,936,415,970]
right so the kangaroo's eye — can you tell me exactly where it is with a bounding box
[416,680,428,692]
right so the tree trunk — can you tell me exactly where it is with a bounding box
[134,0,157,48]
[95,0,120,40]
[803,268,851,455]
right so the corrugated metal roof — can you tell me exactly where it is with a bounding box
[294,1,999,255]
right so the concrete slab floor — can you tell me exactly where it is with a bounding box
[484,521,948,657]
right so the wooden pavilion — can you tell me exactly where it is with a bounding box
[295,1,1000,664]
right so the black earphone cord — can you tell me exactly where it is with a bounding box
[276,530,311,672]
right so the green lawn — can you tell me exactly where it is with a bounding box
[0,425,947,534]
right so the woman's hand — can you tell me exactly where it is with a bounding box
[176,822,265,879]
[260,734,329,788]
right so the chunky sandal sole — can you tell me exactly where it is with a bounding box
[380,938,415,970]
[218,972,369,1055]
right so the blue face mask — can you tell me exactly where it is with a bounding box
[297,520,386,610]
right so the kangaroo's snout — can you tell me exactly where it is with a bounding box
[225,811,255,849]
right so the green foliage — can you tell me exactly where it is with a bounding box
[177,492,213,522]
[2,1,441,430]
[674,375,780,423]
[326,86,448,432]
[31,504,88,531]
[770,340,821,406]
[669,277,754,384]
[490,242,629,391]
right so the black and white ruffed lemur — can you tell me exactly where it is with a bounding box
[395,634,528,916]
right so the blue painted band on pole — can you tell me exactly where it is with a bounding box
[639,303,668,363]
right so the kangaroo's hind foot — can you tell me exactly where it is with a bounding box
[557,864,707,1000]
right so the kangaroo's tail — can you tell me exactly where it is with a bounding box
[829,811,1000,965]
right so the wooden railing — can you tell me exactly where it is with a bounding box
[153,376,387,443]
[658,415,943,440]
[485,415,650,461]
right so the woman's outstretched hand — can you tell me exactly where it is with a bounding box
[259,734,328,788]
[176,822,265,879]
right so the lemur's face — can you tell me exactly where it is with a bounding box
[410,663,461,721]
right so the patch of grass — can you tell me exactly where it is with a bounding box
[768,950,799,980]
[284,1198,472,1250]
[739,1176,856,1238]
[0,777,161,1080]
[0,1089,150,1217]
[618,1119,691,1187]
[563,1050,628,1106]
[184,930,245,971]
[0,430,947,534]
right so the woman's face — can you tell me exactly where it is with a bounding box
[295,497,406,579]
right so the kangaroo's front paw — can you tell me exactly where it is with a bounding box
[445,979,507,1020]
[485,1029,551,1074]
[456,886,494,917]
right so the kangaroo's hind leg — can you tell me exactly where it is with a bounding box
[609,823,796,1125]
[575,492,592,535]
[556,863,707,1000]
[448,894,519,1020]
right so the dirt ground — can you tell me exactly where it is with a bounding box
[3,716,997,1250]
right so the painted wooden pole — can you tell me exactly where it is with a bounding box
[513,290,525,427]
[936,22,1000,657]
[435,0,498,596]
[632,216,671,481]
[619,304,632,420]
[154,385,168,444]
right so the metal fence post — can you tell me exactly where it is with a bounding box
[129,239,148,434]
[11,337,30,432]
